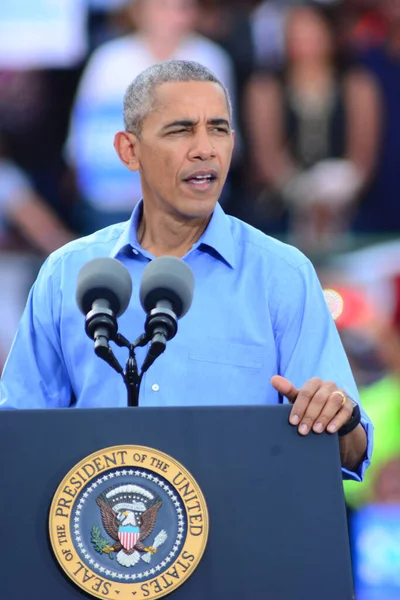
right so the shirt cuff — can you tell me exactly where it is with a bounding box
[341,414,374,481]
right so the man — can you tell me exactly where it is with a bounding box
[0,60,372,482]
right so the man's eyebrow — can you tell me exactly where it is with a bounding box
[162,120,198,131]
[161,118,231,131]
[208,118,231,128]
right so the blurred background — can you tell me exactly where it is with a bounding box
[0,0,400,596]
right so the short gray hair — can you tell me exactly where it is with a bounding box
[123,60,232,137]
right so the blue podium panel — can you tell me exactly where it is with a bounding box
[0,405,354,599]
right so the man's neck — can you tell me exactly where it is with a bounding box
[137,205,211,258]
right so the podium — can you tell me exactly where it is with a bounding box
[0,404,354,599]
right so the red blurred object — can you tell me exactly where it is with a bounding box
[351,10,388,49]
[324,286,377,331]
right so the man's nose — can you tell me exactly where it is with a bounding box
[189,130,216,160]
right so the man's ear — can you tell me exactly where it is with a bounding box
[114,131,140,172]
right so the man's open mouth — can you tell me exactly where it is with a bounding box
[183,171,218,187]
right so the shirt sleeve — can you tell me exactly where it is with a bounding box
[0,254,72,409]
[274,259,374,482]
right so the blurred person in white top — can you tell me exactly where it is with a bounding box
[66,0,237,234]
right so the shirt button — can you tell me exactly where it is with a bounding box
[152,384,160,392]
[131,248,138,255]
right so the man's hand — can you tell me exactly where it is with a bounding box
[271,375,354,435]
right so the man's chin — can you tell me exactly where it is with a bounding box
[175,192,219,219]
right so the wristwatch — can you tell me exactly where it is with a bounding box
[338,401,361,437]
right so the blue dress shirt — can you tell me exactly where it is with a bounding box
[0,201,373,480]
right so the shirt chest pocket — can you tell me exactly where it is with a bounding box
[186,341,269,405]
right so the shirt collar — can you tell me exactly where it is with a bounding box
[193,202,236,269]
[110,200,236,269]
[110,200,144,259]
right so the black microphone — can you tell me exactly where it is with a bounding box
[76,257,132,362]
[139,256,194,372]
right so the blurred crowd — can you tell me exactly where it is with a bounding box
[1,0,400,594]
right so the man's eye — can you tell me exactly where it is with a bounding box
[169,129,189,135]
[212,127,229,134]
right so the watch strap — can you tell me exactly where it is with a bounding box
[338,401,361,437]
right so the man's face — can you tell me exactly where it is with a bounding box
[126,81,234,220]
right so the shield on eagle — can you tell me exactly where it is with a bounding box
[118,525,140,551]
[94,484,167,567]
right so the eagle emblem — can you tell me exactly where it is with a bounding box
[93,484,167,567]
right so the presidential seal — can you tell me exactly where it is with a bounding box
[49,445,209,600]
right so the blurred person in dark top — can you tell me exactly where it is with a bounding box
[66,0,237,235]
[352,0,400,235]
[243,2,381,255]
